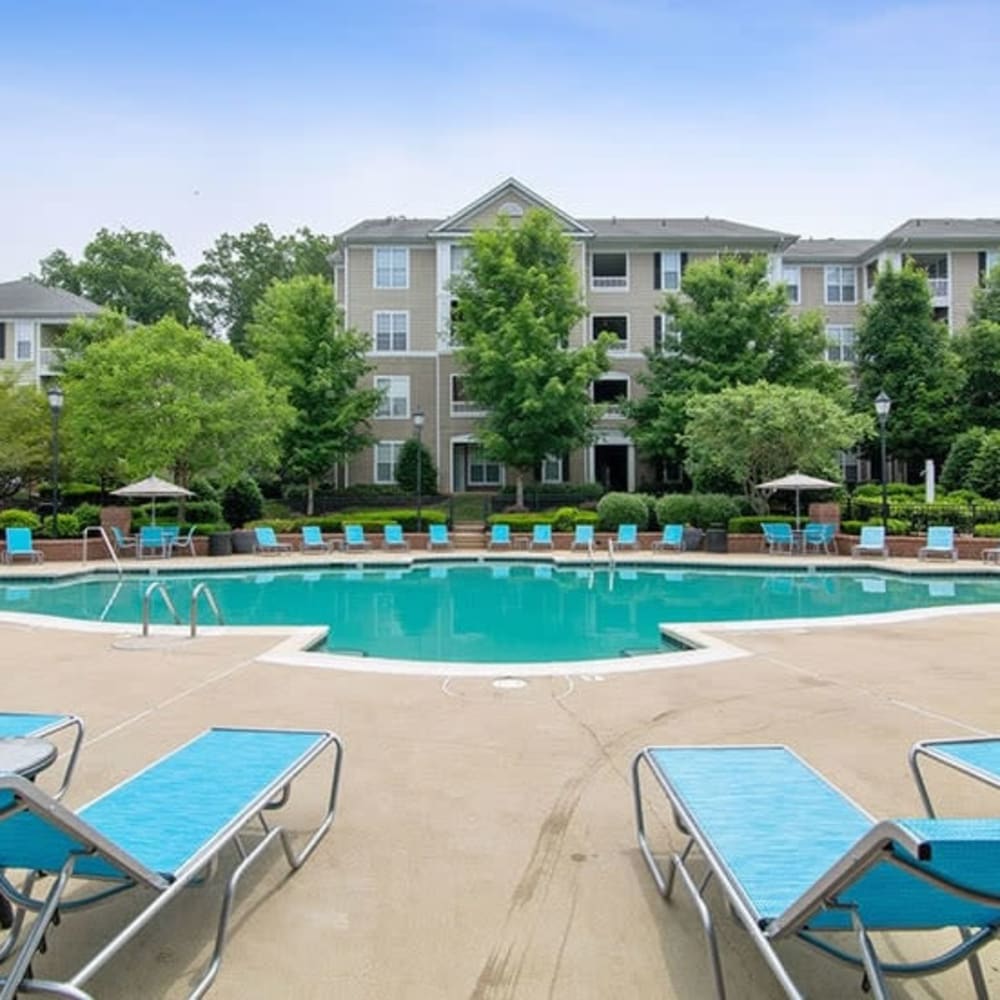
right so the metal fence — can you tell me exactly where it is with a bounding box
[842,497,1000,533]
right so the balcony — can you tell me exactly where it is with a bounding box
[927,277,949,303]
[39,348,65,374]
[590,275,628,290]
[450,399,486,418]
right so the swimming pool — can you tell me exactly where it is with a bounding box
[3,563,999,663]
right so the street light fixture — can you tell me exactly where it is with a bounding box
[412,408,425,534]
[46,383,64,539]
[874,390,892,531]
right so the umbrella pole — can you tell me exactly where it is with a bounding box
[795,490,801,530]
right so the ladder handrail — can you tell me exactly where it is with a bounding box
[607,538,616,569]
[190,582,224,637]
[141,581,182,636]
[82,526,122,576]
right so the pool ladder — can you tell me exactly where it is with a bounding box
[141,581,224,638]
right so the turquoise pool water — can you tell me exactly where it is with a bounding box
[2,563,998,663]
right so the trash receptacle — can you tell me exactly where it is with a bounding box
[230,529,255,554]
[705,527,728,553]
[209,531,233,556]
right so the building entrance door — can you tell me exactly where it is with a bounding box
[594,445,629,492]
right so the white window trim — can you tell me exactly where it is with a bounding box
[594,372,630,413]
[450,373,486,417]
[14,321,34,362]
[374,375,410,420]
[782,266,801,304]
[373,246,410,290]
[372,310,410,354]
[660,250,682,292]
[824,265,857,305]
[825,324,856,365]
[591,313,629,353]
[590,251,630,292]
[374,440,404,485]
[986,250,1000,273]
[468,446,503,486]
[541,455,564,484]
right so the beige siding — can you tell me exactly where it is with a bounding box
[459,192,540,231]
[797,265,861,325]
[952,251,980,330]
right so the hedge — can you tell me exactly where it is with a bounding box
[0,509,41,530]
[249,508,448,534]
[728,515,805,534]
[656,493,743,530]
[840,518,909,536]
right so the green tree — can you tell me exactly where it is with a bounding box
[246,275,380,514]
[451,210,612,506]
[940,427,988,492]
[955,265,1000,429]
[0,374,50,498]
[682,382,871,503]
[969,431,1000,499]
[59,309,130,361]
[394,438,437,495]
[38,229,189,324]
[626,254,844,475]
[192,225,337,354]
[61,317,291,495]
[854,262,962,472]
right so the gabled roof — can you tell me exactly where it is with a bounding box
[338,217,441,242]
[783,238,877,263]
[429,177,593,237]
[884,218,1000,243]
[0,279,102,319]
[582,217,795,248]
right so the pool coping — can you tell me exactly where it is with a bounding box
[4,555,1000,676]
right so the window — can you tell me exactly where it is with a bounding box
[468,446,502,486]
[450,374,483,416]
[593,376,629,407]
[782,266,800,304]
[374,246,409,289]
[374,441,404,484]
[653,314,679,352]
[824,265,856,304]
[375,375,410,419]
[14,321,33,361]
[981,250,1000,283]
[373,311,409,352]
[450,244,470,277]
[541,455,565,484]
[826,324,855,364]
[0,322,5,360]
[592,315,628,350]
[655,251,683,291]
[591,252,628,290]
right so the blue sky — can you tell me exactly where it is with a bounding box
[2,0,998,278]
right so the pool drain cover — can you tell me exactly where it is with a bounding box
[493,676,527,690]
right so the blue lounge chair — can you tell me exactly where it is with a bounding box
[136,525,166,559]
[343,524,371,551]
[109,526,136,556]
[651,524,685,552]
[912,736,1000,817]
[852,524,888,557]
[570,525,594,550]
[383,524,409,550]
[530,524,553,549]
[761,522,795,554]
[488,524,512,549]
[633,743,1000,999]
[802,521,835,554]
[919,524,958,561]
[0,726,343,999]
[169,525,197,556]
[0,711,83,801]
[615,523,639,550]
[253,525,292,554]
[301,524,338,553]
[428,524,451,550]
[2,528,43,565]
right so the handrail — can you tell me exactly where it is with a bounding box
[141,582,182,636]
[587,539,595,566]
[82,526,121,576]
[608,538,616,569]
[190,583,224,637]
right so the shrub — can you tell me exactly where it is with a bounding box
[249,508,450,534]
[973,523,1000,538]
[486,512,555,532]
[71,503,102,529]
[655,493,742,529]
[0,509,41,530]
[941,427,988,493]
[187,475,221,501]
[550,506,599,532]
[222,476,264,528]
[498,482,604,500]
[394,439,438,495]
[37,482,103,505]
[133,499,224,527]
[728,515,800,534]
[840,518,908,536]
[970,431,1000,500]
[37,512,80,538]
[596,492,649,530]
[655,494,699,527]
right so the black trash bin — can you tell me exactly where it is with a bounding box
[208,531,233,556]
[230,529,255,554]
[705,527,728,553]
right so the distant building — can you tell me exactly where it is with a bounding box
[0,279,102,388]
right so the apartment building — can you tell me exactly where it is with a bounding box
[0,279,101,388]
[335,179,1000,494]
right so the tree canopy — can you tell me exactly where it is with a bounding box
[682,381,871,502]
[626,254,844,474]
[60,317,291,489]
[192,225,337,354]
[450,209,612,505]
[954,263,1000,430]
[854,262,962,470]
[246,275,381,513]
[0,374,50,498]
[38,228,190,324]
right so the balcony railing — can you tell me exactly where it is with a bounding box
[450,400,487,418]
[590,276,628,290]
[39,348,65,373]
[927,277,949,300]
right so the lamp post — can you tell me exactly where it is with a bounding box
[413,408,425,534]
[874,390,892,532]
[46,383,64,538]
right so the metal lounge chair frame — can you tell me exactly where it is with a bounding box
[253,526,292,554]
[802,522,836,555]
[761,522,795,554]
[530,525,553,550]
[382,524,409,550]
[919,525,958,561]
[0,725,343,1000]
[169,525,198,557]
[616,524,639,550]
[109,527,137,557]
[0,712,84,802]
[487,524,512,549]
[427,524,451,549]
[852,525,889,558]
[632,743,1000,1000]
[570,525,594,550]
[300,525,338,553]
[2,529,43,565]
[343,524,371,551]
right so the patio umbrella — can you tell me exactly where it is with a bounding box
[111,474,193,525]
[755,471,839,529]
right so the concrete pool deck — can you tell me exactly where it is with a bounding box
[3,553,1000,997]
